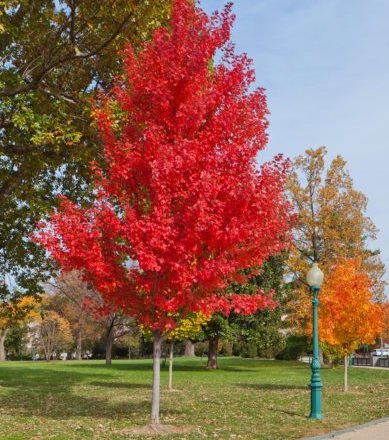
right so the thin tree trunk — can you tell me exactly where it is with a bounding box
[168,340,174,391]
[207,338,219,369]
[105,320,115,366]
[319,348,324,366]
[184,340,195,357]
[151,331,163,426]
[0,330,8,361]
[344,355,348,392]
[76,329,82,360]
[128,344,131,360]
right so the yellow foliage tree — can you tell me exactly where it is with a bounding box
[0,295,40,361]
[286,147,386,332]
[315,259,388,391]
[167,312,209,390]
[145,312,209,391]
[168,313,209,342]
[32,311,73,361]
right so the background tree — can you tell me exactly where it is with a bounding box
[203,255,289,368]
[166,312,209,389]
[47,271,102,359]
[101,312,137,366]
[32,310,73,360]
[0,295,40,360]
[47,273,136,363]
[231,255,290,359]
[60,281,137,365]
[203,313,234,369]
[0,0,171,298]
[114,326,141,360]
[316,259,388,391]
[286,147,386,333]
[36,0,292,427]
[4,325,29,360]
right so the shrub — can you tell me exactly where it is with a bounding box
[241,341,258,358]
[275,335,309,360]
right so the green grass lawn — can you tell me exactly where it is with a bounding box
[0,358,388,440]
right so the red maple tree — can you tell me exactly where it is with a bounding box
[36,0,292,426]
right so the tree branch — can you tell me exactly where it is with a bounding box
[0,13,132,98]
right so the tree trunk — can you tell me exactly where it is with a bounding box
[0,330,8,361]
[344,355,348,392]
[105,322,115,366]
[207,338,219,369]
[184,340,195,357]
[128,344,131,360]
[75,329,82,360]
[151,331,163,426]
[168,340,174,391]
[319,348,324,366]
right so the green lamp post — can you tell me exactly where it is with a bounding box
[306,262,324,420]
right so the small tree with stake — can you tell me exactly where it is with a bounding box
[317,258,388,392]
[35,0,292,428]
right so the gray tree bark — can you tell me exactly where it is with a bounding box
[207,338,218,369]
[105,318,115,365]
[344,355,348,392]
[319,348,324,366]
[184,340,195,357]
[151,331,163,426]
[168,340,174,391]
[75,329,82,360]
[0,330,8,361]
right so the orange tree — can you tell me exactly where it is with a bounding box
[316,259,388,391]
[286,147,386,332]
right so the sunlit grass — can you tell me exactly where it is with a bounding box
[0,358,388,439]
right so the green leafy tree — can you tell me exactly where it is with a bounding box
[4,324,29,360]
[203,313,234,369]
[232,255,289,358]
[0,0,171,297]
[204,255,289,368]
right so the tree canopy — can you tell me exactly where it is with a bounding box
[318,258,387,356]
[0,0,171,297]
[35,0,292,425]
[286,147,386,331]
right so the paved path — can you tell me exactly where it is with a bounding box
[303,417,389,439]
[351,365,389,371]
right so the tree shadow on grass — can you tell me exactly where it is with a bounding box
[269,408,308,419]
[89,381,151,389]
[65,361,249,373]
[236,383,308,391]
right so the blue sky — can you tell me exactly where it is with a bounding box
[202,0,389,289]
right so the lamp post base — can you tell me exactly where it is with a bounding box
[309,379,323,420]
[309,413,323,420]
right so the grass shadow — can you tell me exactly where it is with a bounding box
[270,408,308,419]
[89,381,151,389]
[236,383,308,391]
[65,360,250,373]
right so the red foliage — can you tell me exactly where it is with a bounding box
[35,0,292,332]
